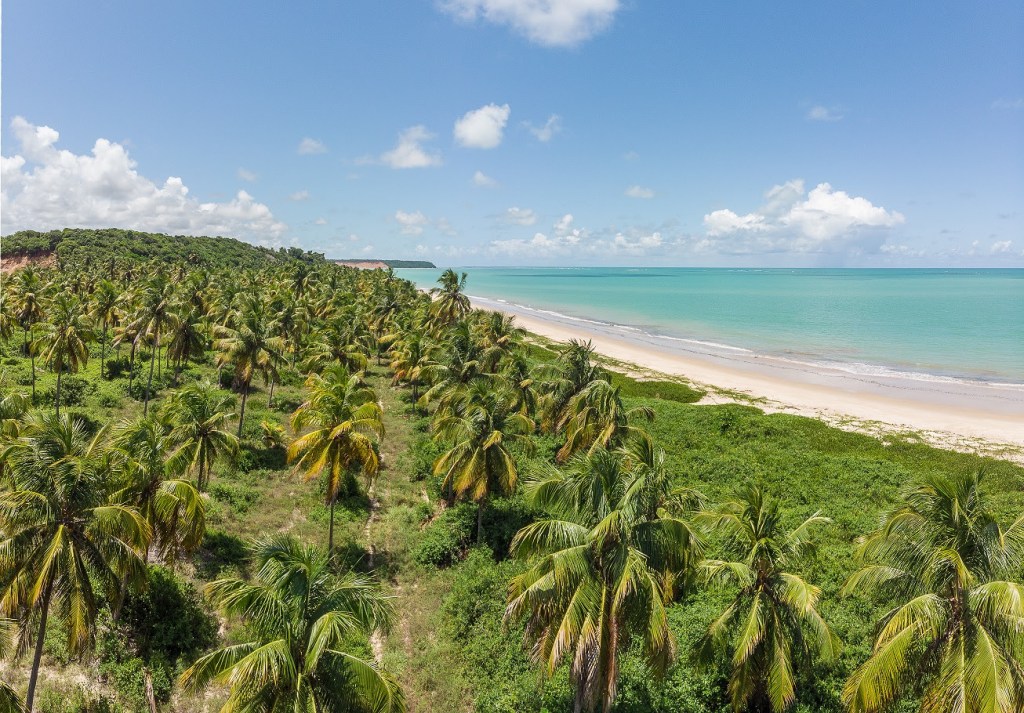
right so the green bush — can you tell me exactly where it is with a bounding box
[209,481,261,515]
[41,374,94,407]
[412,503,476,567]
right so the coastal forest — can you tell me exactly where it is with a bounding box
[0,229,1022,713]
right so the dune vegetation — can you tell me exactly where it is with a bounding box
[0,231,1021,713]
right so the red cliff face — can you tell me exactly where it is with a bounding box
[332,260,389,269]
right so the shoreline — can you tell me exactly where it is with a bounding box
[464,294,1024,458]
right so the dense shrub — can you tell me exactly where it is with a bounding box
[209,481,261,515]
[41,374,94,407]
[412,503,476,567]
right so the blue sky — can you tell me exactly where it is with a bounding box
[2,1,1022,266]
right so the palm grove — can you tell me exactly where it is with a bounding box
[0,229,1021,713]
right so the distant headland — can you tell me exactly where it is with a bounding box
[332,259,436,269]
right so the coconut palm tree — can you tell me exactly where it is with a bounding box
[90,278,121,378]
[13,268,46,402]
[418,320,485,412]
[539,339,608,433]
[0,381,30,440]
[179,535,405,712]
[841,470,1024,713]
[164,383,239,492]
[0,617,26,712]
[289,365,384,552]
[475,310,524,372]
[111,415,206,565]
[164,305,206,384]
[506,445,705,713]
[0,291,15,345]
[556,379,654,463]
[129,275,176,415]
[0,412,150,711]
[303,320,370,375]
[34,293,95,415]
[432,381,535,541]
[429,268,470,329]
[389,328,431,410]
[214,295,285,438]
[697,484,839,713]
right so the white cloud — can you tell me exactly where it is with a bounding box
[379,126,442,169]
[992,98,1024,110]
[297,137,328,155]
[435,217,458,237]
[441,0,620,47]
[395,210,429,235]
[289,190,310,201]
[702,179,905,253]
[473,170,498,187]
[1,116,287,243]
[807,105,843,121]
[625,185,654,199]
[348,233,360,242]
[990,240,1013,254]
[314,217,328,225]
[622,150,639,161]
[454,103,511,149]
[553,213,575,236]
[237,168,257,182]
[504,207,537,226]
[525,114,562,142]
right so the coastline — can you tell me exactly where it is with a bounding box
[465,294,1024,458]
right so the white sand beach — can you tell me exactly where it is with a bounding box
[468,295,1024,457]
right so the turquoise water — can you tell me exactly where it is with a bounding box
[395,268,1024,384]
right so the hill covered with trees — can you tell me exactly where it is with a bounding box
[0,240,1021,713]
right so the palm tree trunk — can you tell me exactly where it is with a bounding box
[101,321,108,379]
[237,381,249,439]
[268,378,276,408]
[328,496,336,552]
[54,368,63,416]
[477,499,485,544]
[144,332,159,415]
[26,575,54,712]
[129,338,138,392]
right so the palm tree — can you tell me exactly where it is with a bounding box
[13,268,46,402]
[304,320,370,375]
[475,310,524,372]
[697,484,839,713]
[0,617,26,712]
[389,328,431,410]
[506,445,705,713]
[0,412,150,711]
[90,278,121,378]
[432,381,535,541]
[111,415,206,565]
[429,268,470,329]
[418,320,485,411]
[164,305,206,384]
[289,365,384,552]
[129,275,176,415]
[539,339,607,433]
[214,295,285,438]
[0,380,30,440]
[841,470,1024,713]
[178,536,405,712]
[556,379,654,463]
[0,291,15,345]
[164,383,239,492]
[35,293,95,415]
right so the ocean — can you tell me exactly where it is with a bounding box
[394,268,1024,385]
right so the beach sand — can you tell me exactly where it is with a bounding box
[467,295,1024,459]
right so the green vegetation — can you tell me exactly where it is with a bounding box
[0,229,1020,713]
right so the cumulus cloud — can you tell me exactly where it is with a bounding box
[441,0,620,47]
[491,213,589,257]
[289,190,310,201]
[990,240,1013,254]
[379,126,442,169]
[237,168,257,182]
[314,217,328,225]
[625,185,654,199]
[395,210,429,235]
[297,137,328,155]
[454,103,511,149]
[504,207,537,226]
[807,105,843,121]
[473,170,498,187]
[524,114,562,142]
[1,116,287,243]
[702,179,905,253]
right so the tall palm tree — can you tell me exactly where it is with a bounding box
[475,310,524,372]
[35,293,95,415]
[388,328,431,410]
[0,617,26,712]
[429,268,470,329]
[90,278,121,378]
[0,412,150,711]
[697,484,839,713]
[111,415,206,565]
[841,470,1024,713]
[164,383,239,492]
[179,536,405,712]
[164,305,206,384]
[418,320,485,412]
[0,380,30,440]
[539,339,607,433]
[289,365,384,552]
[130,275,176,415]
[506,445,705,713]
[304,320,370,375]
[214,295,285,438]
[556,379,654,463]
[432,381,535,541]
[13,268,46,402]
[0,291,15,345]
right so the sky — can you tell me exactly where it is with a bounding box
[2,1,1022,267]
